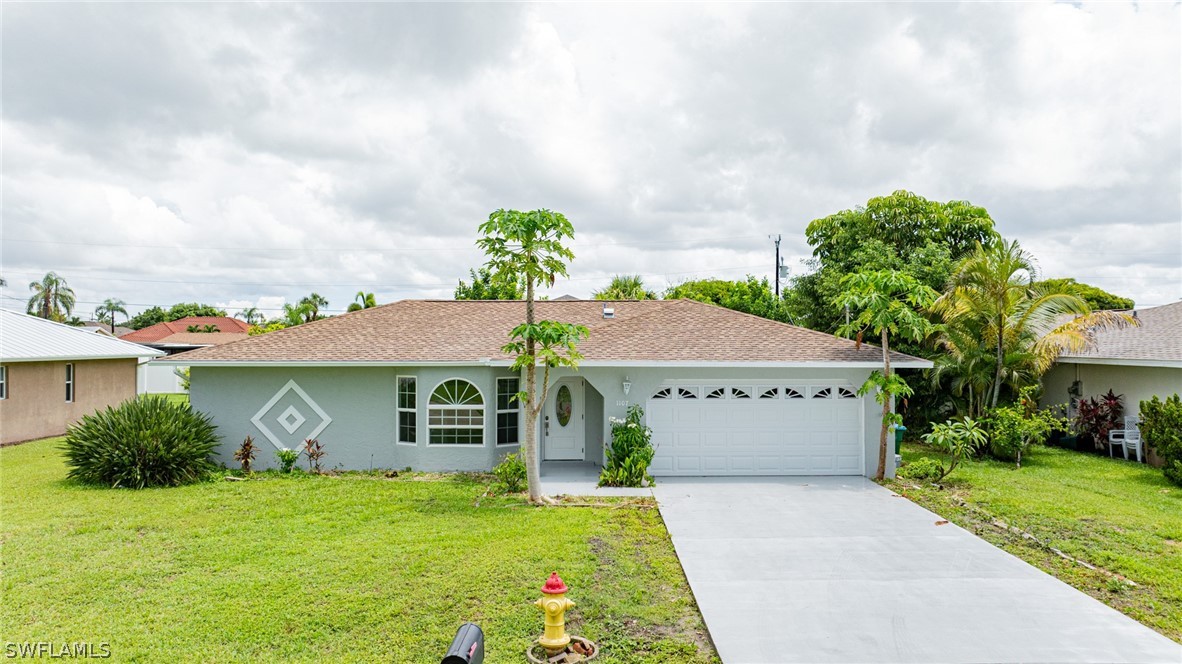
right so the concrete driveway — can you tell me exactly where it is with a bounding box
[654,477,1182,664]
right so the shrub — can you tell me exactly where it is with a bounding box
[493,452,527,493]
[898,456,943,481]
[919,416,987,481]
[303,438,326,473]
[986,389,1061,468]
[1140,394,1182,486]
[62,396,219,488]
[599,405,655,487]
[234,436,257,474]
[1075,390,1123,450]
[275,448,300,473]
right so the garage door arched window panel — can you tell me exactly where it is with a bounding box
[677,387,698,399]
[428,379,485,446]
[759,387,779,400]
[811,387,833,399]
[705,387,726,400]
[837,387,858,399]
[730,387,751,399]
[784,387,804,399]
[652,387,673,400]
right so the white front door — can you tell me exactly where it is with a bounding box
[544,379,584,460]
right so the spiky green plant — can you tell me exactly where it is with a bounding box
[62,396,219,488]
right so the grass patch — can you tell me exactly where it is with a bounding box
[887,442,1182,642]
[145,393,190,407]
[1,438,717,662]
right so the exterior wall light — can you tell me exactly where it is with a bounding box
[622,376,631,396]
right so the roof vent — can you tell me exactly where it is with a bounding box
[602,304,615,319]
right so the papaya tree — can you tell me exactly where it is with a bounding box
[477,209,589,503]
[836,270,938,479]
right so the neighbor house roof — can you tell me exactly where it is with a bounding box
[0,310,164,363]
[161,299,931,368]
[82,321,134,337]
[1057,301,1182,368]
[151,332,251,348]
[120,316,251,343]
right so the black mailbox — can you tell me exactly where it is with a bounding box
[441,622,484,664]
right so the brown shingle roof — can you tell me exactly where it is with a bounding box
[120,316,251,343]
[1059,301,1182,365]
[168,299,930,366]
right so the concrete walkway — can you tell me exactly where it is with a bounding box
[540,461,652,498]
[654,477,1182,664]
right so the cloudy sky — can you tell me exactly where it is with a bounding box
[2,2,1179,320]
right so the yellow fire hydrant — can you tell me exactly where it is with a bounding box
[536,572,576,655]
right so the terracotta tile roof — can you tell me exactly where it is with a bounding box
[150,332,252,347]
[168,299,929,366]
[120,316,251,343]
[1059,301,1182,365]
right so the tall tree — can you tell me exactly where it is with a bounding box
[665,276,792,323]
[27,272,77,322]
[298,293,329,322]
[94,298,128,334]
[477,209,588,503]
[1033,278,1134,312]
[788,191,998,334]
[454,267,524,300]
[593,274,656,300]
[934,240,1136,409]
[283,302,313,327]
[347,291,378,312]
[127,303,226,330]
[836,270,939,479]
[235,307,264,325]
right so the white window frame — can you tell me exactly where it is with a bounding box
[427,378,486,447]
[396,376,417,445]
[65,363,75,403]
[0,365,7,400]
[495,377,521,446]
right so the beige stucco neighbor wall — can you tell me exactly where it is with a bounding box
[1042,362,1182,416]
[0,359,138,444]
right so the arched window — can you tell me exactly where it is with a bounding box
[428,379,485,445]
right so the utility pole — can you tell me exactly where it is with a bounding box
[769,234,782,299]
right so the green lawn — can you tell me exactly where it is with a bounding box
[1,439,717,663]
[145,393,190,407]
[887,442,1182,642]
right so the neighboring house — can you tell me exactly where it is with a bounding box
[1042,301,1182,417]
[82,321,134,337]
[121,317,251,394]
[0,310,163,445]
[162,300,931,477]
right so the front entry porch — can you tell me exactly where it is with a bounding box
[540,461,651,497]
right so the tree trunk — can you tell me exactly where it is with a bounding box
[877,328,891,480]
[524,278,543,503]
[991,327,1004,409]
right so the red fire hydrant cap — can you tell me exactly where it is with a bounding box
[541,572,568,594]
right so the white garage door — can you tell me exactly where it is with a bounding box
[647,384,864,476]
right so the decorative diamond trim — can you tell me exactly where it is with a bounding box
[278,405,306,434]
[251,379,333,450]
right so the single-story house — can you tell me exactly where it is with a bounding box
[0,310,163,445]
[161,299,931,478]
[1042,300,1182,417]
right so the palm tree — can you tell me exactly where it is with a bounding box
[94,298,128,334]
[298,293,329,322]
[934,240,1136,409]
[593,274,656,300]
[27,272,76,322]
[236,307,263,325]
[283,302,313,327]
[347,291,377,312]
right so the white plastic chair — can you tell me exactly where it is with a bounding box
[1108,416,1143,463]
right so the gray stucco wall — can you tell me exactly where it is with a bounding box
[1042,362,1182,417]
[191,363,889,478]
[191,365,523,472]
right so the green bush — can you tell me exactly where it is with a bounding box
[62,396,219,488]
[275,448,300,473]
[919,416,987,481]
[599,405,655,487]
[986,388,1061,468]
[493,452,527,493]
[898,456,943,481]
[1140,394,1182,486]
